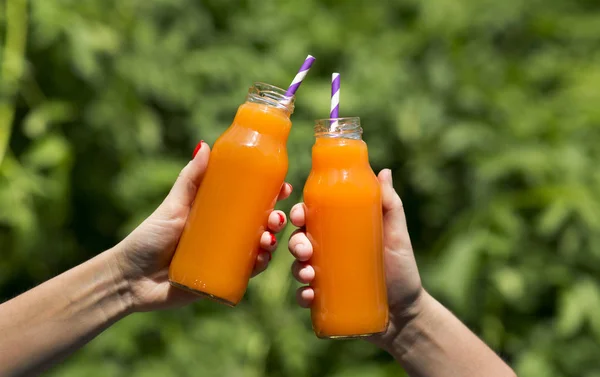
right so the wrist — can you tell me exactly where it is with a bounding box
[377,289,437,360]
[103,246,135,315]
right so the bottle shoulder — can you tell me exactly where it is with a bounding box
[304,167,381,203]
[208,127,288,174]
[214,125,288,152]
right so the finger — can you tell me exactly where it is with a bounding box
[259,231,278,252]
[289,203,306,228]
[267,210,287,233]
[377,169,412,249]
[296,286,314,308]
[163,141,211,210]
[288,230,312,261]
[291,261,315,284]
[251,251,271,277]
[277,182,293,201]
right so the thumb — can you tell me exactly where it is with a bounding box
[377,169,412,250]
[162,141,211,212]
[377,169,422,308]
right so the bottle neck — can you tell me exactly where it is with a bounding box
[311,117,367,169]
[232,102,291,141]
[311,137,370,170]
[229,82,293,141]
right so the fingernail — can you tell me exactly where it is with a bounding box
[267,252,272,262]
[192,140,204,158]
[277,213,285,226]
[270,233,277,246]
[384,169,393,184]
[287,183,293,191]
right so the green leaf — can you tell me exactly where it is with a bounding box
[23,101,76,138]
[23,133,71,170]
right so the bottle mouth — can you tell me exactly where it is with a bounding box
[314,117,363,139]
[247,82,295,113]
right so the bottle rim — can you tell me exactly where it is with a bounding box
[314,117,362,139]
[247,82,295,114]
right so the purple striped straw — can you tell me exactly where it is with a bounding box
[331,73,340,128]
[285,55,316,98]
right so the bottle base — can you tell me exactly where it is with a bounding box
[169,280,237,307]
[315,329,386,340]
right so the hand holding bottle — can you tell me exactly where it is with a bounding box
[289,169,422,342]
[289,169,516,377]
[114,141,292,312]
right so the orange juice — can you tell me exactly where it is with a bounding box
[169,83,293,306]
[304,118,388,338]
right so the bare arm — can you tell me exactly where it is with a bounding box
[0,250,130,377]
[383,291,516,377]
[0,142,292,377]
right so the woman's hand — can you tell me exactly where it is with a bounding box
[288,169,424,349]
[110,141,292,312]
[288,170,517,377]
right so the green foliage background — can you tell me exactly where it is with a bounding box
[2,0,600,375]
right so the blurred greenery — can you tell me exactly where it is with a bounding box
[2,0,600,375]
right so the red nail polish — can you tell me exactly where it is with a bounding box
[270,233,277,246]
[192,140,204,158]
[267,253,272,262]
[277,213,285,226]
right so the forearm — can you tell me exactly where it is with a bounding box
[0,249,132,377]
[386,291,516,377]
